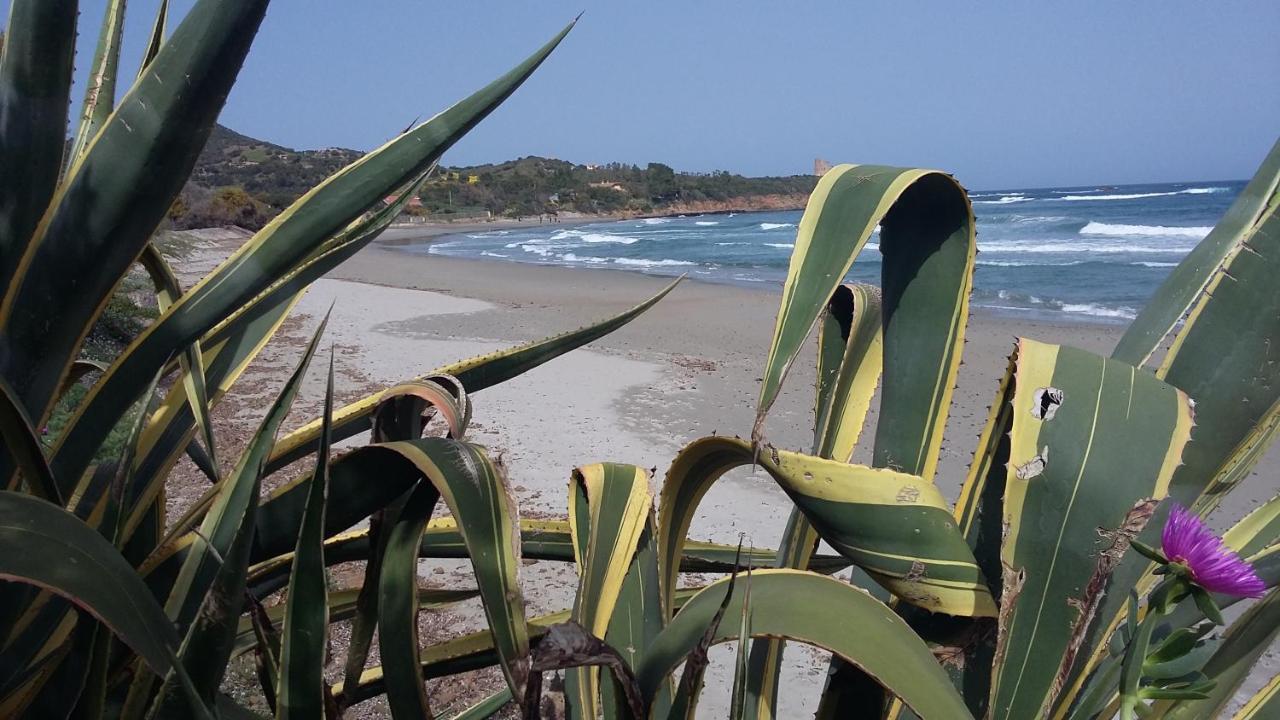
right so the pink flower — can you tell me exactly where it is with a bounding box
[1162,504,1265,599]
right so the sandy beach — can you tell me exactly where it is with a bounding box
[171,225,1277,717]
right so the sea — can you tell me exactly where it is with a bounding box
[405,180,1245,323]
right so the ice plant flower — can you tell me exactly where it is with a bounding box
[1161,504,1266,598]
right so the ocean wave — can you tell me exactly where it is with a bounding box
[980,241,1185,254]
[544,229,639,244]
[425,241,460,254]
[581,232,639,244]
[760,222,796,230]
[1060,303,1138,319]
[1079,222,1212,239]
[639,218,671,225]
[764,243,795,249]
[561,253,609,263]
[980,291,1139,320]
[1052,189,1100,194]
[977,260,1087,267]
[480,251,508,258]
[1057,187,1227,201]
[519,244,560,256]
[695,221,719,226]
[1131,261,1179,267]
[973,196,1034,205]
[613,257,696,267]
[1009,214,1070,224]
[715,242,748,246]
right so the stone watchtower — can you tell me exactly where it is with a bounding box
[814,157,833,176]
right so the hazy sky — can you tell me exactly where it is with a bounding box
[40,1,1280,188]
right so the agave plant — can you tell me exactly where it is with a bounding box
[0,1,699,717]
[469,147,1278,720]
[2,1,1279,719]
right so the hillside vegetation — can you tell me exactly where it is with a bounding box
[171,125,818,228]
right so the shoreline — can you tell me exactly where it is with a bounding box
[375,224,1137,328]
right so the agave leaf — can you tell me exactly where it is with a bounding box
[449,688,513,720]
[246,596,280,713]
[0,0,272,428]
[745,282,883,720]
[139,244,221,484]
[122,291,302,540]
[754,165,974,487]
[989,339,1194,720]
[0,0,77,292]
[160,314,328,634]
[147,438,260,716]
[563,463,654,719]
[339,607,564,708]
[1161,588,1280,720]
[377,479,442,718]
[637,570,973,720]
[1058,153,1280,716]
[240,517,847,599]
[66,0,127,164]
[1112,138,1280,366]
[336,488,410,711]
[373,378,469,441]
[267,275,681,472]
[333,589,702,709]
[121,317,326,717]
[1223,493,1280,559]
[750,164,974,718]
[1068,545,1280,720]
[0,375,58,502]
[56,359,109,403]
[137,0,169,77]
[0,492,189,694]
[232,587,479,659]
[1231,671,1280,720]
[46,18,575,485]
[369,439,528,704]
[659,436,996,619]
[275,355,334,719]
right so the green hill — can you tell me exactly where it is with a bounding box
[171,125,818,229]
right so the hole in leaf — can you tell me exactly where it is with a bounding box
[1032,387,1064,421]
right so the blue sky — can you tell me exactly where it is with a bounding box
[46,1,1280,188]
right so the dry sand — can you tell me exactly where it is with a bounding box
[174,226,1277,717]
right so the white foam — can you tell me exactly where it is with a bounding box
[695,221,720,226]
[1056,187,1227,201]
[1132,261,1179,267]
[759,222,796,230]
[1059,303,1138,320]
[480,251,508,258]
[974,196,1034,205]
[715,242,748,246]
[561,253,609,263]
[980,241,1185,254]
[581,233,639,244]
[1080,222,1212,239]
[977,260,1087,267]
[613,258,695,267]
[639,218,671,225]
[764,243,795,249]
